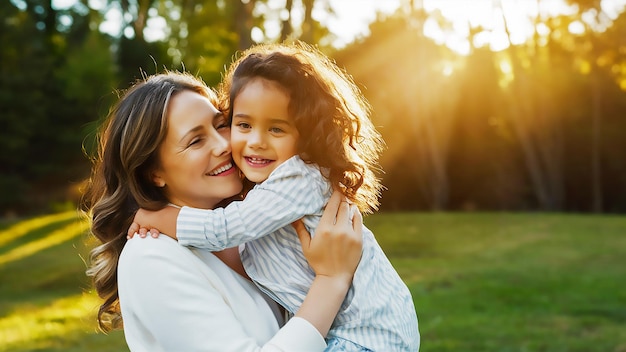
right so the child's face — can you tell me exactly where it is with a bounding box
[231,78,300,183]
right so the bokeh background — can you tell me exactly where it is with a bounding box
[3,0,626,216]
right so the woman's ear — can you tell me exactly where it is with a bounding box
[151,170,166,188]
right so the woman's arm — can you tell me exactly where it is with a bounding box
[293,191,363,336]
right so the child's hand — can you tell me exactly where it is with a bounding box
[127,221,160,239]
[126,207,180,240]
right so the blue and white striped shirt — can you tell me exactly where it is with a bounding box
[178,156,419,351]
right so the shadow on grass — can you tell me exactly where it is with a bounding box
[0,212,127,351]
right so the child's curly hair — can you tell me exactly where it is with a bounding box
[218,42,384,213]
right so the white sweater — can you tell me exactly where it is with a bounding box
[117,236,326,351]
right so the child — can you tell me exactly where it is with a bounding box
[133,42,419,351]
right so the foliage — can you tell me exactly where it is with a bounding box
[336,5,626,212]
[1,0,626,215]
[1,1,117,215]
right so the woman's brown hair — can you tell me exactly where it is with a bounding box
[82,72,218,331]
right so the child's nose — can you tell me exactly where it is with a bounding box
[248,131,266,149]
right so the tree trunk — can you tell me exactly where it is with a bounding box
[301,0,314,43]
[280,0,294,42]
[498,0,563,210]
[590,68,603,212]
[235,0,256,50]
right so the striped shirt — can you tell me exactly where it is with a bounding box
[177,156,420,351]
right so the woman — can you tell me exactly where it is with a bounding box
[83,71,363,351]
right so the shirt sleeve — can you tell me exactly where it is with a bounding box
[268,317,328,350]
[118,237,326,352]
[177,158,328,250]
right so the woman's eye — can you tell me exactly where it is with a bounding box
[216,122,230,130]
[188,138,203,147]
[215,116,230,130]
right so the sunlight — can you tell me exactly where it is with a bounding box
[421,0,576,54]
[322,0,399,48]
[0,220,88,266]
[0,211,78,248]
[0,292,100,349]
[568,21,586,35]
[442,62,454,77]
[497,58,515,88]
[578,59,592,75]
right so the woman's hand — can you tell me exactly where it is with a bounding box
[291,191,363,337]
[294,191,363,281]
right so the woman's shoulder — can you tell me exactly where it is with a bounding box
[118,237,234,284]
[121,236,181,258]
[118,236,202,275]
[117,236,235,299]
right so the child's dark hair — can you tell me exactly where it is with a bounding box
[219,42,384,213]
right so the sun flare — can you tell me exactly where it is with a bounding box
[421,0,577,55]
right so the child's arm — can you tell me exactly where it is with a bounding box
[127,206,180,239]
[177,158,328,250]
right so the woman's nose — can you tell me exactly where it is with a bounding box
[212,131,231,156]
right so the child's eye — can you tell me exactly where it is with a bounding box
[270,127,284,133]
[237,122,251,129]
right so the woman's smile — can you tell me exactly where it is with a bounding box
[208,162,236,176]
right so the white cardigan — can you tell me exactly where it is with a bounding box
[117,236,326,351]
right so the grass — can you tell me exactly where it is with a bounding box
[0,211,126,352]
[0,211,625,351]
[366,212,626,352]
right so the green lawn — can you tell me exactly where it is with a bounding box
[1,211,624,351]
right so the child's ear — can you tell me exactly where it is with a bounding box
[151,170,166,188]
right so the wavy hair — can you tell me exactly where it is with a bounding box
[219,42,384,213]
[82,72,218,331]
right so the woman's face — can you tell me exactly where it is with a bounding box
[152,90,242,209]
